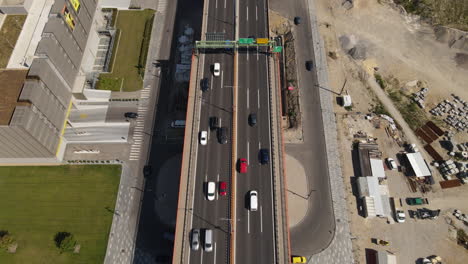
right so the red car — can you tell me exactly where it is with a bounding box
[219,181,227,196]
[239,158,248,173]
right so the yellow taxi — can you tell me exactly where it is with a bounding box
[292,256,307,263]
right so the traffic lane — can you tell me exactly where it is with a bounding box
[207,0,235,40]
[285,0,335,255]
[189,53,233,263]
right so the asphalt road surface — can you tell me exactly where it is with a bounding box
[235,0,276,263]
[269,0,335,256]
[188,0,235,264]
[189,0,276,263]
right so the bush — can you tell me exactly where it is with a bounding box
[0,230,15,250]
[54,232,76,253]
[374,73,386,89]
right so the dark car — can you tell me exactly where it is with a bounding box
[248,113,257,126]
[217,127,228,144]
[294,16,301,25]
[209,116,219,130]
[260,149,269,164]
[125,112,138,118]
[305,60,313,71]
[201,77,210,91]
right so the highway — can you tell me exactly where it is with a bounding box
[188,0,276,263]
[235,0,276,263]
[188,0,234,263]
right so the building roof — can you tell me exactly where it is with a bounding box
[406,152,432,177]
[370,158,386,178]
[357,176,385,216]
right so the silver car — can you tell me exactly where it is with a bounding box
[191,229,200,251]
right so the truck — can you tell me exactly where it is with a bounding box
[406,197,429,206]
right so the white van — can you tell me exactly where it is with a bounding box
[204,229,213,252]
[206,182,216,201]
[171,120,185,128]
[249,190,258,211]
[213,63,220,76]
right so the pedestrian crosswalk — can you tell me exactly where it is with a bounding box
[157,0,167,13]
[129,87,152,160]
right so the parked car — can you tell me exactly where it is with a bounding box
[206,182,216,201]
[191,229,200,251]
[125,112,138,118]
[305,60,313,71]
[248,113,257,126]
[213,63,220,76]
[239,158,248,173]
[386,158,397,170]
[201,77,210,91]
[406,197,429,206]
[217,127,228,144]
[209,116,219,130]
[294,16,301,25]
[219,181,227,196]
[199,131,208,145]
[260,149,269,164]
[395,210,406,223]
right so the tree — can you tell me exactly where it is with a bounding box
[54,232,76,253]
[0,230,15,250]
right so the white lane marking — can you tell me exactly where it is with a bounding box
[224,0,226,8]
[220,70,223,89]
[258,141,261,150]
[247,141,250,163]
[247,210,250,234]
[214,242,217,263]
[256,5,258,21]
[215,0,217,8]
[216,174,220,200]
[219,118,222,127]
[211,75,214,91]
[257,89,260,109]
[200,249,204,264]
[247,88,250,109]
[247,48,249,61]
[205,174,208,182]
[217,173,220,182]
[246,6,249,21]
[260,206,263,233]
[257,47,259,61]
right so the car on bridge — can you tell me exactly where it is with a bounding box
[260,149,269,164]
[219,181,227,196]
[217,127,228,144]
[239,158,248,173]
[248,113,257,126]
[213,63,220,77]
[292,256,307,263]
[201,77,210,91]
[191,229,200,251]
[199,131,207,145]
[206,182,216,201]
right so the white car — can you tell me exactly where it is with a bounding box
[396,210,406,223]
[206,182,216,201]
[200,131,207,145]
[213,63,220,76]
[249,190,258,211]
[386,158,397,170]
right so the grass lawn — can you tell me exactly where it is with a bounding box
[0,165,121,263]
[0,15,27,68]
[97,10,155,92]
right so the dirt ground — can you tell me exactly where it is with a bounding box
[337,113,468,263]
[312,0,468,262]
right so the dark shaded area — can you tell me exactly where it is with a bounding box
[133,0,204,262]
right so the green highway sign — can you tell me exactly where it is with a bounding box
[238,38,254,44]
[273,46,283,53]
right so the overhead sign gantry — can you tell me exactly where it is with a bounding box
[195,34,282,52]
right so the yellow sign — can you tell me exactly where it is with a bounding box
[256,38,269,44]
[70,0,80,12]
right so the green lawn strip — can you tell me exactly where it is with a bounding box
[0,165,121,264]
[0,15,27,68]
[96,75,123,91]
[96,10,155,92]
